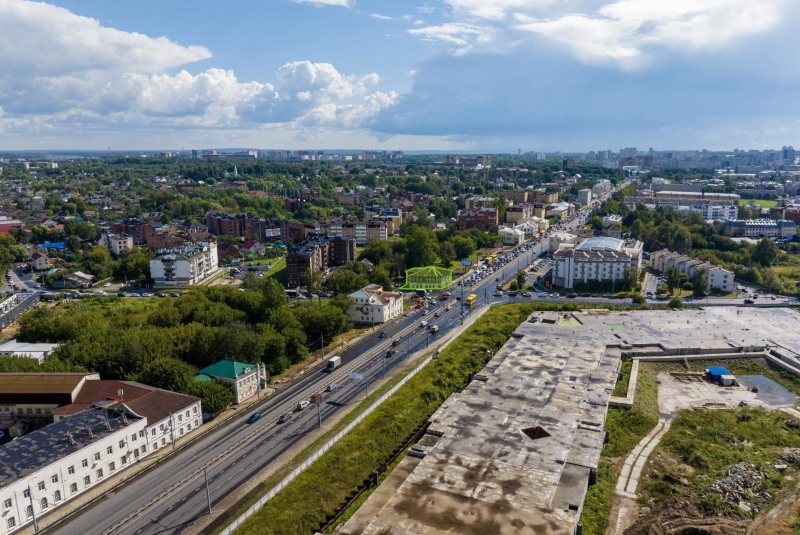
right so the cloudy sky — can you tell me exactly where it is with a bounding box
[0,0,798,151]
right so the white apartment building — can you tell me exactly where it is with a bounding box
[513,217,549,237]
[150,243,219,287]
[725,219,797,239]
[648,250,735,292]
[577,189,592,206]
[592,179,612,198]
[690,204,739,221]
[100,233,134,256]
[348,284,403,325]
[553,237,643,289]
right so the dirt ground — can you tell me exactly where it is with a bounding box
[624,497,750,535]
[745,491,800,535]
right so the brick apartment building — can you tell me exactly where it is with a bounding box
[205,211,289,242]
[458,208,499,232]
[286,235,356,287]
[112,218,153,245]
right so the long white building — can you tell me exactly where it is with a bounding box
[0,383,201,535]
[150,242,219,287]
[648,250,735,292]
[553,237,643,289]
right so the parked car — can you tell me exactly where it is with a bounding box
[246,412,262,424]
[169,292,180,298]
[104,282,112,287]
[521,292,532,297]
[567,293,578,298]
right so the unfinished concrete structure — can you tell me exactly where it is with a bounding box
[341,307,800,535]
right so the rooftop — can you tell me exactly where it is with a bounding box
[196,360,260,381]
[0,407,143,486]
[576,236,624,252]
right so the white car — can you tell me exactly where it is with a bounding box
[104,282,112,287]
[420,320,428,328]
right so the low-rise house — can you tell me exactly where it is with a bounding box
[0,340,59,364]
[194,361,266,404]
[348,284,403,325]
[648,250,735,292]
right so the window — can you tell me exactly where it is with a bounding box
[107,446,113,455]
[140,445,146,454]
[81,459,88,468]
[139,430,145,439]
[94,453,101,461]
[109,462,116,472]
[133,450,139,459]
[131,434,137,442]
[83,476,91,486]
[40,498,48,510]
[96,469,103,479]
[3,499,11,509]
[26,408,32,415]
[7,517,15,529]
[70,483,77,493]
[121,456,127,466]
[178,415,183,422]
[68,466,75,475]
[26,505,33,518]
[51,475,58,484]
[151,429,156,436]
[54,490,61,502]
[185,410,190,418]
[37,482,45,491]
[193,406,198,414]
[23,490,30,499]
[180,428,185,436]
[17,408,22,414]
[161,438,166,446]
[35,408,42,415]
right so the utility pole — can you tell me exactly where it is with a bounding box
[204,469,212,514]
[317,395,322,428]
[27,482,39,533]
[320,334,324,362]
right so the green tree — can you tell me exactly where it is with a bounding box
[692,268,710,298]
[450,235,476,260]
[516,270,526,288]
[186,380,235,414]
[326,269,369,296]
[358,240,392,265]
[136,357,195,392]
[84,245,114,279]
[665,267,681,296]
[668,296,684,309]
[370,266,393,290]
[404,225,439,268]
[438,241,456,267]
[752,238,779,267]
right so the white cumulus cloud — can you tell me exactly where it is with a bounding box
[0,1,396,135]
[291,0,354,7]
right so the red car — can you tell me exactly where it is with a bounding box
[439,295,449,301]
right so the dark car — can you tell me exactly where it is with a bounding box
[744,299,754,304]
[567,293,578,298]
[385,348,396,358]
[581,293,591,298]
[392,339,399,347]
[278,413,292,423]
[169,292,180,298]
[507,291,518,297]
[455,296,461,301]
[379,331,386,338]
[246,412,262,424]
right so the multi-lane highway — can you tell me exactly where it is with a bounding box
[40,225,566,535]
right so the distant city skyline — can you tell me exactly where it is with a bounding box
[0,0,798,150]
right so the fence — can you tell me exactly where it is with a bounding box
[0,291,39,331]
[218,303,492,535]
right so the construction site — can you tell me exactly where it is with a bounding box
[338,307,800,535]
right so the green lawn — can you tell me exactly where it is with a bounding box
[263,257,287,285]
[740,199,778,208]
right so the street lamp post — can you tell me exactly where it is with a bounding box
[27,480,39,533]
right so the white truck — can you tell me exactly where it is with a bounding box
[325,356,341,372]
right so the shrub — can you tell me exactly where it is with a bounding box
[668,296,684,309]
[682,282,693,290]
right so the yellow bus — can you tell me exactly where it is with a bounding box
[465,294,478,307]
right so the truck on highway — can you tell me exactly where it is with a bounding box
[325,356,341,372]
[465,293,477,307]
[430,325,439,334]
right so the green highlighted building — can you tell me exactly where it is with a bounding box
[400,266,453,291]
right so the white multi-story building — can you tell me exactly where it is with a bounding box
[577,189,592,206]
[150,243,219,287]
[725,219,796,239]
[552,237,643,289]
[195,361,266,405]
[100,233,134,257]
[648,250,735,292]
[592,179,612,198]
[348,284,403,325]
[689,204,739,221]
[0,383,201,535]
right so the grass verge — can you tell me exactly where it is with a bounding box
[580,363,659,535]
[264,257,287,285]
[208,302,539,535]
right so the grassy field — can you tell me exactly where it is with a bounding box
[214,302,540,535]
[740,199,778,208]
[580,364,659,535]
[263,257,287,285]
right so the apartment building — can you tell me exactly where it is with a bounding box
[655,191,740,206]
[100,233,133,256]
[149,243,219,287]
[552,237,644,289]
[505,203,536,223]
[533,191,559,204]
[577,189,592,206]
[315,220,391,246]
[347,284,403,325]
[648,250,735,292]
[111,218,153,245]
[724,219,797,239]
[457,208,499,232]
[503,191,529,204]
[592,179,612,198]
[690,204,739,221]
[286,235,356,287]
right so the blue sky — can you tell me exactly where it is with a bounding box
[0,0,797,151]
